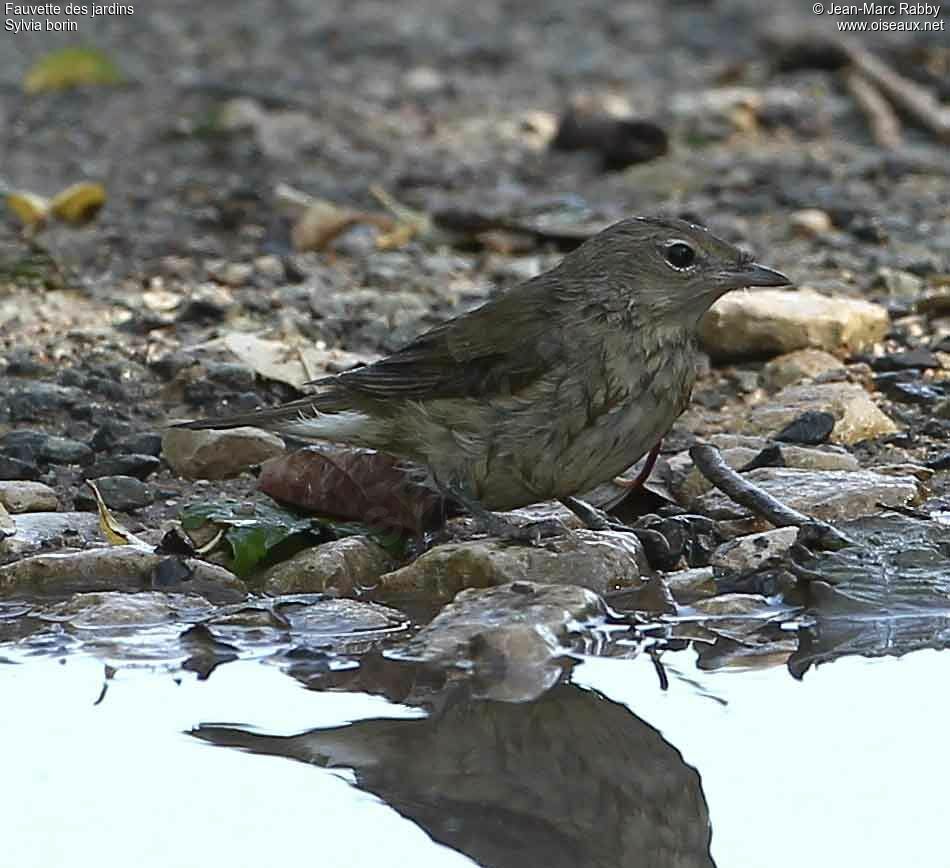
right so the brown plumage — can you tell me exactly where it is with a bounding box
[177,217,788,512]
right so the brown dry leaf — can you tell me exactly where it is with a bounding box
[258,446,445,533]
[50,182,106,226]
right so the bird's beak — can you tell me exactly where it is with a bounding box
[720,261,791,289]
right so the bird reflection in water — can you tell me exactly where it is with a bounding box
[193,655,716,868]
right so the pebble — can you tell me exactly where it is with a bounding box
[90,420,135,451]
[789,209,833,238]
[82,454,162,481]
[711,527,800,577]
[261,537,396,596]
[3,430,93,465]
[745,382,897,445]
[76,475,153,511]
[7,382,83,421]
[114,432,163,456]
[761,348,845,391]
[162,427,285,480]
[377,530,648,603]
[0,546,247,602]
[0,512,100,559]
[0,481,59,513]
[869,348,941,372]
[774,410,836,445]
[874,267,924,298]
[0,456,40,481]
[700,288,889,361]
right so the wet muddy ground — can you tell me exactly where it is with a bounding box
[2,2,950,866]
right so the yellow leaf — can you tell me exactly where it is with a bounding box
[24,47,123,94]
[50,181,106,226]
[5,191,50,228]
[86,481,151,548]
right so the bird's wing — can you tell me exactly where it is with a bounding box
[314,277,565,405]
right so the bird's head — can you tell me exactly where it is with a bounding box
[562,216,790,326]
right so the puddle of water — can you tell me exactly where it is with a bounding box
[2,645,947,868]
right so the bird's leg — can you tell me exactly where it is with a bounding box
[559,496,671,565]
[613,441,661,490]
[440,481,568,544]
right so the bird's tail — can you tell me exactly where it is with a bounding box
[172,396,376,444]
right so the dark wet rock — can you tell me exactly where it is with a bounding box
[114,431,163,456]
[926,452,950,471]
[874,373,944,406]
[7,382,83,421]
[789,514,950,677]
[745,382,897,444]
[0,456,40,481]
[82,454,162,481]
[6,348,50,377]
[2,430,93,466]
[398,582,606,701]
[774,410,836,445]
[0,481,59,513]
[377,530,647,603]
[261,537,396,596]
[0,547,246,602]
[550,110,668,171]
[148,350,197,381]
[75,475,154,511]
[0,512,101,560]
[869,348,941,372]
[694,467,921,533]
[90,420,135,451]
[162,427,285,480]
[204,361,256,391]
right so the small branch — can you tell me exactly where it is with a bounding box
[843,69,903,149]
[689,444,853,550]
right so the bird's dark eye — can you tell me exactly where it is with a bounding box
[665,242,696,270]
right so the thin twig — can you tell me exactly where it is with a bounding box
[689,443,853,550]
[843,69,903,149]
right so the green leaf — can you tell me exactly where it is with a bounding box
[179,499,315,576]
